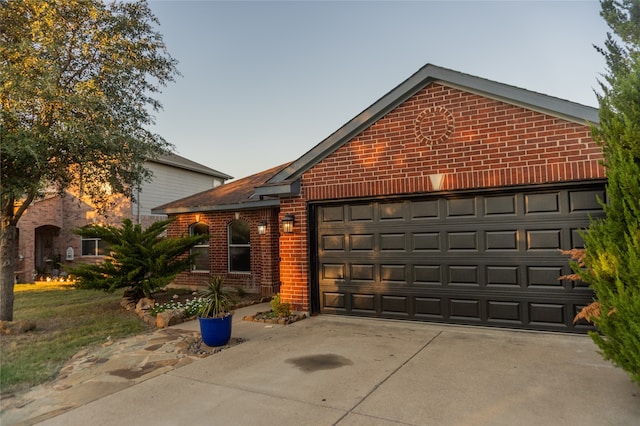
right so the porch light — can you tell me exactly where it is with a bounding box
[281,214,295,233]
[257,221,267,235]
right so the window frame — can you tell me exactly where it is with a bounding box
[228,219,250,274]
[190,222,210,273]
[80,236,109,257]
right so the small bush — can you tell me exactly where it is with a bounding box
[270,293,291,318]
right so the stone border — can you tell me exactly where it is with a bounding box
[243,311,307,325]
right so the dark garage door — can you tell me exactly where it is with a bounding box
[312,183,605,332]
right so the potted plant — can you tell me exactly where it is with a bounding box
[197,275,235,346]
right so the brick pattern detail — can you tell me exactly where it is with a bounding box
[277,83,605,312]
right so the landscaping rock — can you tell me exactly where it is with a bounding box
[156,309,186,328]
[135,297,155,314]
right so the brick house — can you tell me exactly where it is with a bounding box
[155,64,605,332]
[15,153,231,283]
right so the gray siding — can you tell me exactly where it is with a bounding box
[133,161,224,220]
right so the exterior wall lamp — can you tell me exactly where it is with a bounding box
[195,213,201,222]
[257,221,267,235]
[281,214,295,233]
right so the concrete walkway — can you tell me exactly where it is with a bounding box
[3,303,639,425]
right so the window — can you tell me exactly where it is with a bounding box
[190,222,209,272]
[81,237,109,257]
[228,220,250,272]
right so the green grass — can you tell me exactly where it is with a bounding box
[0,283,152,395]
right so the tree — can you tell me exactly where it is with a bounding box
[0,0,179,320]
[575,0,640,384]
[70,218,208,299]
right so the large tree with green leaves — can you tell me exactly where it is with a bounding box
[577,0,640,384]
[0,0,179,320]
[71,219,208,299]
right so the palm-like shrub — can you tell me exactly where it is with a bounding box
[196,276,235,318]
[71,218,208,299]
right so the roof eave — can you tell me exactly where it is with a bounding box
[152,198,280,215]
[254,179,301,198]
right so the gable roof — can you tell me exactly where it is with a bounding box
[151,162,291,214]
[150,152,233,181]
[256,64,599,194]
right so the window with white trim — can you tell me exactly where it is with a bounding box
[81,236,109,257]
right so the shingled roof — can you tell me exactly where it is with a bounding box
[151,152,233,180]
[152,162,290,214]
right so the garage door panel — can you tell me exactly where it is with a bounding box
[485,195,517,215]
[527,266,565,287]
[411,200,440,219]
[447,198,477,217]
[321,234,345,251]
[414,265,443,284]
[352,293,376,312]
[486,266,519,286]
[315,184,604,332]
[528,303,567,327]
[486,231,519,250]
[380,202,405,220]
[450,299,481,320]
[448,265,479,286]
[350,234,374,250]
[525,192,560,214]
[412,232,441,251]
[569,189,606,212]
[448,231,478,250]
[349,205,373,221]
[487,300,522,323]
[380,233,406,250]
[382,295,409,315]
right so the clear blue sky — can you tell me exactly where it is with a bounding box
[147,0,609,181]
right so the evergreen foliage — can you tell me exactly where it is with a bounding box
[0,0,179,320]
[577,0,640,384]
[70,219,208,299]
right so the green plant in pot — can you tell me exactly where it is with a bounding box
[197,276,235,346]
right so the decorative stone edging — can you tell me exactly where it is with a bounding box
[242,311,307,325]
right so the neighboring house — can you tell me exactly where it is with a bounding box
[153,64,606,333]
[15,153,231,283]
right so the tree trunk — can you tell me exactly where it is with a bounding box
[0,222,17,321]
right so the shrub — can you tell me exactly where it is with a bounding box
[270,293,291,318]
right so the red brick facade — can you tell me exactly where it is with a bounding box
[277,83,605,312]
[168,208,280,296]
[15,193,129,282]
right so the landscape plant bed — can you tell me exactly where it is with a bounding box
[243,310,307,325]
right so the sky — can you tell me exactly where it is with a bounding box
[146,0,610,181]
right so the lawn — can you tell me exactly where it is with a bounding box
[0,282,153,395]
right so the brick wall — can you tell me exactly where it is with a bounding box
[277,82,605,312]
[16,192,131,283]
[169,207,280,295]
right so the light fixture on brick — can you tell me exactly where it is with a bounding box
[281,214,295,233]
[257,220,267,235]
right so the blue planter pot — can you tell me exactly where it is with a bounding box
[198,314,233,347]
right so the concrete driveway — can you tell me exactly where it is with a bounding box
[35,305,639,425]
